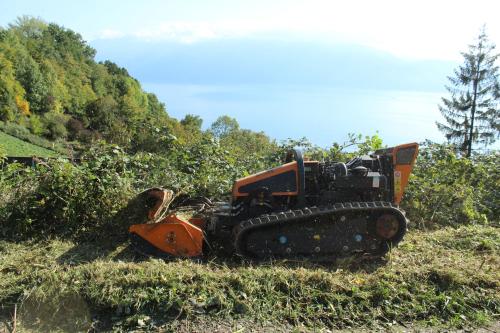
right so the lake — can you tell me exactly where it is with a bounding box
[143,83,446,148]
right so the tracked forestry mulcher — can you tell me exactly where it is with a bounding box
[128,143,418,261]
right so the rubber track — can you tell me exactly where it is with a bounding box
[233,201,407,260]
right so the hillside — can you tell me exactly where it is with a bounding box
[0,17,277,161]
[0,130,59,157]
[0,16,498,333]
[0,17,197,152]
[0,226,498,331]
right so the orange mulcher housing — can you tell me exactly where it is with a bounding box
[129,143,419,259]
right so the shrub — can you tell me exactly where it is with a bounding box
[43,112,69,140]
[169,136,241,198]
[66,117,84,140]
[0,148,134,240]
[402,142,498,228]
[1,137,498,241]
[28,114,45,136]
[0,137,247,240]
[0,106,14,121]
[0,120,31,137]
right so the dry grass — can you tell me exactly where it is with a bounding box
[0,225,498,332]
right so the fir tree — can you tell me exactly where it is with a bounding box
[437,28,500,157]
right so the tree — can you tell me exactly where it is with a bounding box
[85,96,120,132]
[210,115,239,138]
[180,114,203,131]
[437,28,500,157]
[0,53,29,120]
[9,16,46,40]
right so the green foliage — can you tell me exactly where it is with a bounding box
[28,113,44,135]
[180,114,203,130]
[0,149,134,240]
[0,130,59,157]
[328,132,384,161]
[270,133,384,164]
[402,142,499,227]
[0,106,14,122]
[0,137,244,239]
[0,16,182,151]
[0,53,28,119]
[85,96,118,130]
[0,121,67,155]
[179,114,204,143]
[0,126,498,332]
[42,111,68,139]
[171,136,241,197]
[1,18,282,158]
[437,28,500,157]
[208,116,279,175]
[16,56,47,113]
[44,22,96,60]
[0,144,5,160]
[210,115,240,138]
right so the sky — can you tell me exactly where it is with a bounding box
[1,0,499,147]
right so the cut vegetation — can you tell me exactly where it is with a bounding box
[0,226,498,332]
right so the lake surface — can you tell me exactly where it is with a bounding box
[143,83,446,147]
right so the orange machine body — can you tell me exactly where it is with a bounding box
[232,161,299,198]
[388,143,419,205]
[232,143,419,205]
[129,214,204,257]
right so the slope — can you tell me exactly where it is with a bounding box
[0,226,497,331]
[0,130,59,157]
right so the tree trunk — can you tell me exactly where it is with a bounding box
[467,49,482,158]
[468,82,477,158]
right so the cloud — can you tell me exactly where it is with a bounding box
[99,29,125,39]
[129,19,291,44]
[133,21,220,43]
[92,0,500,60]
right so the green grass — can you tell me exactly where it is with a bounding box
[0,130,59,157]
[0,226,498,332]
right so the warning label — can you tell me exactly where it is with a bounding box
[394,170,402,194]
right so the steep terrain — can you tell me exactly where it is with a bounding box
[0,130,58,157]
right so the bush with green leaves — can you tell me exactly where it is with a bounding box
[132,135,244,198]
[268,133,384,164]
[42,111,68,139]
[0,137,247,240]
[402,142,499,228]
[28,113,45,136]
[1,135,498,241]
[0,146,135,240]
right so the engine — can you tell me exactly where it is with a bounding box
[231,143,418,218]
[309,154,394,205]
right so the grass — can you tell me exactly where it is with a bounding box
[0,121,69,156]
[0,131,59,157]
[0,225,498,332]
